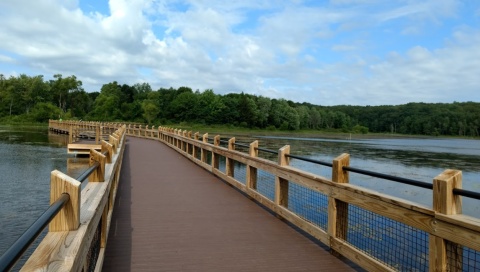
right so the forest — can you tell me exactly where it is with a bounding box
[0,74,479,137]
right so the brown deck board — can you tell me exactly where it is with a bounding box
[102,137,361,271]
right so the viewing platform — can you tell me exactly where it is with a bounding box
[1,121,479,272]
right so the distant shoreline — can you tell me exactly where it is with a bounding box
[1,122,478,140]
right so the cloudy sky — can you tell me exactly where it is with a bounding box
[0,0,479,105]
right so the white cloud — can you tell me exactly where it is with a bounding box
[0,55,16,64]
[0,0,478,106]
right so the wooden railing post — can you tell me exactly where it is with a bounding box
[89,149,106,182]
[138,125,142,137]
[193,132,199,158]
[275,145,290,208]
[101,140,113,164]
[430,170,463,272]
[247,141,259,190]
[174,129,178,146]
[201,133,208,163]
[226,138,235,177]
[212,135,220,169]
[187,131,192,154]
[49,170,80,231]
[177,130,182,148]
[95,125,99,144]
[328,153,350,256]
[109,135,118,154]
[69,126,73,144]
[182,131,186,151]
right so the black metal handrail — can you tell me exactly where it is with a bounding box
[285,154,333,167]
[0,194,70,272]
[342,166,433,190]
[255,147,278,155]
[76,161,100,183]
[179,135,480,200]
[453,188,480,200]
[233,142,250,148]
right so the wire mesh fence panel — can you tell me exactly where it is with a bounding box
[446,242,480,271]
[287,182,328,231]
[340,204,429,272]
[84,215,102,272]
[218,155,226,173]
[233,161,247,184]
[256,169,275,201]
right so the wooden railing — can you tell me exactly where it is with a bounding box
[128,125,480,272]
[49,120,143,144]
[18,123,127,271]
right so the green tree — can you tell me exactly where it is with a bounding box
[142,99,160,124]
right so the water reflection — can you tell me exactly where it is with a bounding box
[0,126,90,271]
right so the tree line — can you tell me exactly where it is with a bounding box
[0,74,479,137]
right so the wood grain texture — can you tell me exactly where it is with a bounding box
[101,140,113,164]
[226,138,235,177]
[89,149,106,182]
[435,213,480,233]
[275,145,290,207]
[433,169,462,215]
[201,133,208,163]
[67,144,101,154]
[331,238,396,272]
[246,141,258,190]
[109,135,118,153]
[49,170,81,232]
[212,135,220,169]
[429,234,446,272]
[329,153,350,256]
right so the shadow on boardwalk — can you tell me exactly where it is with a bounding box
[103,137,363,271]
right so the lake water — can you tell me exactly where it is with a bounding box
[0,125,89,271]
[0,127,479,271]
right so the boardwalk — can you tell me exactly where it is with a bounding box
[102,137,360,271]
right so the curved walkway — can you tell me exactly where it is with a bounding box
[102,137,360,271]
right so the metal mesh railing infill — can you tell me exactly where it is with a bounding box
[83,215,102,272]
[256,169,275,201]
[233,161,247,185]
[287,182,329,231]
[339,204,429,271]
[446,241,480,271]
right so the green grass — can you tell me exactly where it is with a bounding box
[0,121,48,126]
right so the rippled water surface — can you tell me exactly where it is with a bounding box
[0,125,89,271]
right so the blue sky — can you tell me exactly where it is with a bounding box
[1,0,479,105]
